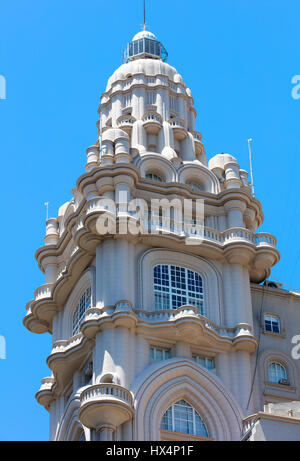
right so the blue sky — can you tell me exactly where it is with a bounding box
[0,0,299,440]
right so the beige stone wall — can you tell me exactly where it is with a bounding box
[250,284,300,413]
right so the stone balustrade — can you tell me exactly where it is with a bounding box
[135,305,252,339]
[255,233,277,247]
[192,131,202,141]
[116,115,135,128]
[80,384,133,407]
[168,118,185,128]
[83,200,278,250]
[51,333,83,354]
[143,113,162,123]
[34,284,52,301]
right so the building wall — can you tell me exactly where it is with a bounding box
[250,285,300,413]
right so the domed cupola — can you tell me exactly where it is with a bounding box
[123,29,168,63]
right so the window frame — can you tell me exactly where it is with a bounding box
[264,314,281,334]
[150,346,171,362]
[145,172,164,183]
[186,181,203,192]
[169,95,178,113]
[192,355,215,370]
[268,361,288,384]
[139,249,221,324]
[153,264,205,314]
[72,286,92,336]
[146,91,156,106]
[161,400,209,438]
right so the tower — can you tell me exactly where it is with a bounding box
[24,28,283,441]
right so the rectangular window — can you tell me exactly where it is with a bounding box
[192,355,215,370]
[150,346,171,361]
[169,96,177,112]
[146,91,156,105]
[264,315,280,334]
[124,93,131,107]
[147,77,156,85]
[168,81,177,91]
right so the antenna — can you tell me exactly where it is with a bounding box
[143,0,146,30]
[247,138,255,196]
[99,101,103,163]
[44,202,49,221]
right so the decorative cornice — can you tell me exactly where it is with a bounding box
[35,301,258,410]
[24,209,279,334]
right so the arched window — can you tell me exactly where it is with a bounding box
[145,172,164,183]
[186,181,203,192]
[72,286,91,335]
[268,362,288,384]
[154,265,204,314]
[161,400,208,437]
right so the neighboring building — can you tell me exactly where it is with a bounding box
[24,29,300,441]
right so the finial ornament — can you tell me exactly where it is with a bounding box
[141,0,149,31]
[247,138,255,197]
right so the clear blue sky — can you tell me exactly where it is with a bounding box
[0,0,299,441]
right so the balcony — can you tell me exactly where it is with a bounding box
[34,283,52,301]
[137,217,277,251]
[78,383,134,431]
[192,131,202,142]
[168,118,187,140]
[36,377,55,410]
[142,112,162,134]
[116,115,136,134]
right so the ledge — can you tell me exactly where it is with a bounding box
[45,304,257,384]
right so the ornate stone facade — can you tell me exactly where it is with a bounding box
[24,29,300,441]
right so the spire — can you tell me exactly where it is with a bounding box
[143,0,146,31]
[122,0,167,63]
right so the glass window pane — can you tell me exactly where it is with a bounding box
[154,265,204,313]
[156,349,163,361]
[268,362,287,383]
[161,400,208,437]
[150,347,170,362]
[145,39,150,53]
[264,315,280,333]
[150,347,155,360]
[164,350,171,359]
[72,286,92,335]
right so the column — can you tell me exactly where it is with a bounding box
[98,425,115,441]
[224,200,246,229]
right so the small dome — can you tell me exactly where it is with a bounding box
[105,59,179,92]
[174,73,183,83]
[132,30,157,41]
[123,29,168,64]
[209,153,239,171]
